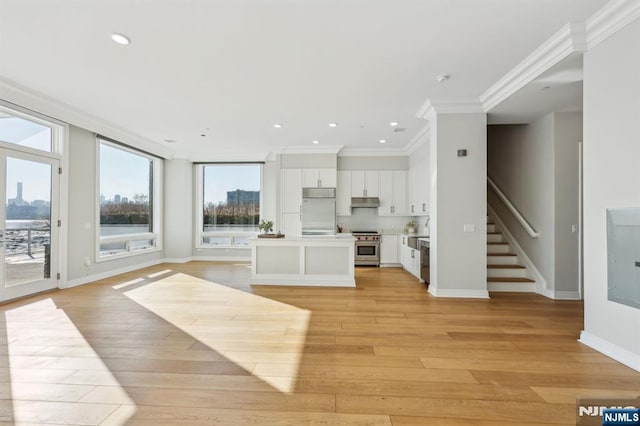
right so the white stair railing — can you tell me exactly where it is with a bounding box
[487,177,539,238]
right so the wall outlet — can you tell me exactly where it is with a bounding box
[84,256,91,267]
[463,224,475,233]
[571,224,578,233]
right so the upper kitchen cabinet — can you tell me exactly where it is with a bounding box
[408,143,429,216]
[378,170,407,216]
[281,169,303,214]
[351,170,379,197]
[336,170,351,216]
[302,168,337,188]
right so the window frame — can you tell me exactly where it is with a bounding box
[195,163,263,249]
[95,138,163,261]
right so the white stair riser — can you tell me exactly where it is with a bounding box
[488,282,537,292]
[487,268,529,278]
[487,224,497,233]
[487,234,504,243]
[487,255,520,265]
[486,244,511,254]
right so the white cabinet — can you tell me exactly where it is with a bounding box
[399,235,420,278]
[380,234,399,264]
[378,170,407,216]
[281,169,302,235]
[408,144,429,216]
[336,170,352,216]
[302,168,337,188]
[281,212,301,237]
[351,170,379,197]
[281,169,302,213]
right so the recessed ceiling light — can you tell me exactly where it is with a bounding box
[312,140,320,144]
[541,86,551,91]
[436,74,449,83]
[111,33,131,45]
[328,122,338,128]
[273,123,283,128]
[390,121,399,126]
[379,139,387,144]
[163,139,177,143]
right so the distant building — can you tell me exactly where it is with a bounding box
[8,182,28,206]
[226,189,259,205]
[114,194,121,203]
[122,197,129,204]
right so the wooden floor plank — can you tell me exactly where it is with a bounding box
[0,262,637,425]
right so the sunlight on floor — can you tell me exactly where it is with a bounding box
[3,298,136,424]
[123,273,311,393]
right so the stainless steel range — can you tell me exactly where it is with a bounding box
[353,231,380,266]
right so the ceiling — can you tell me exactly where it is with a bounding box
[0,0,607,159]
[488,54,585,125]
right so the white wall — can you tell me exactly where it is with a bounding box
[66,126,164,284]
[554,112,582,293]
[581,17,640,371]
[164,159,193,260]
[429,113,488,298]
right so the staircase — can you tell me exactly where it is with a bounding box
[486,217,536,292]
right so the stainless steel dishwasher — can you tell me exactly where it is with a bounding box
[419,239,430,285]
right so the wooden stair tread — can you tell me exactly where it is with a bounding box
[487,242,509,245]
[487,264,526,269]
[487,277,535,283]
[487,232,502,235]
[487,253,517,256]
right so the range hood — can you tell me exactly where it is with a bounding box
[351,197,381,208]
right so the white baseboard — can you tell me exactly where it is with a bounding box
[552,290,581,300]
[162,256,195,263]
[380,264,402,268]
[63,259,164,288]
[428,287,490,299]
[579,331,640,372]
[191,256,250,262]
[488,282,537,292]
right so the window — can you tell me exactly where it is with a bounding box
[97,138,162,259]
[196,164,262,247]
[0,107,55,153]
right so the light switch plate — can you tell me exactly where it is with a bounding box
[463,224,475,233]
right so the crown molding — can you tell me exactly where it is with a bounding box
[416,99,484,120]
[338,147,409,157]
[479,22,587,112]
[402,123,430,155]
[279,145,344,155]
[586,0,640,49]
[0,76,173,159]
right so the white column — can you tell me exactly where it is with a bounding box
[423,103,488,298]
[164,158,194,260]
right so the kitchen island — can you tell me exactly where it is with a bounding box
[250,234,356,287]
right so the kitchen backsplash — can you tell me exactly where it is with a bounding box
[338,208,423,233]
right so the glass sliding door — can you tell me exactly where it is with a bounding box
[0,149,59,301]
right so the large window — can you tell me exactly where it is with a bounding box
[197,163,262,247]
[97,138,162,259]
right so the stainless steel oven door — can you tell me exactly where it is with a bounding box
[355,241,380,265]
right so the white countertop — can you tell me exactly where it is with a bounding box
[251,234,355,242]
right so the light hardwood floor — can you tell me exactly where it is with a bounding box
[0,262,638,425]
